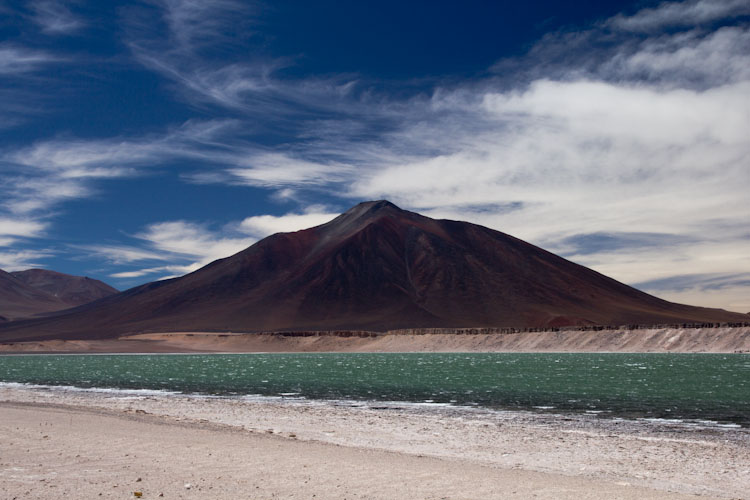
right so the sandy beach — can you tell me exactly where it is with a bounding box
[1,384,748,499]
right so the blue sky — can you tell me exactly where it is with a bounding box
[1,0,749,313]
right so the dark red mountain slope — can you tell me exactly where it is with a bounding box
[0,201,745,341]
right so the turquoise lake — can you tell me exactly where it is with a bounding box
[1,353,748,426]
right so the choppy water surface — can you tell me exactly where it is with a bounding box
[1,353,748,426]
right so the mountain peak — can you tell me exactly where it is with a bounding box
[316,200,410,239]
[360,199,400,210]
[344,200,403,219]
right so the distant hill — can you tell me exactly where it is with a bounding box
[0,269,70,321]
[11,269,118,307]
[0,200,745,343]
[0,268,117,321]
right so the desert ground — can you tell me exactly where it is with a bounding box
[1,326,749,353]
[1,384,748,499]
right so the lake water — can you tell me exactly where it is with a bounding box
[1,353,748,426]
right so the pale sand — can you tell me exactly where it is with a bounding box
[1,326,750,353]
[1,385,748,499]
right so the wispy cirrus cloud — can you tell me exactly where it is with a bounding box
[124,0,269,110]
[0,248,54,271]
[7,119,238,173]
[0,119,240,215]
[0,119,244,272]
[604,26,750,88]
[154,0,254,53]
[0,42,70,131]
[30,0,85,35]
[2,115,353,218]
[608,0,750,32]
[122,0,377,129]
[0,45,60,74]
[225,153,353,188]
[0,216,49,269]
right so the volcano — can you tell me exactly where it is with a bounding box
[0,201,745,342]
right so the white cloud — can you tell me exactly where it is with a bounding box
[484,80,749,144]
[109,269,157,279]
[3,177,94,214]
[135,220,254,261]
[109,264,199,280]
[609,0,750,32]
[352,79,749,223]
[0,217,47,239]
[238,211,338,237]
[227,153,353,188]
[0,248,52,271]
[0,208,49,273]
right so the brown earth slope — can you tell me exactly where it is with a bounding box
[11,269,118,307]
[0,269,117,322]
[0,269,70,321]
[0,200,746,341]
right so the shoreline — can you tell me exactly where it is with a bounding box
[2,385,748,499]
[1,326,749,353]
[1,380,746,429]
[1,380,746,431]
